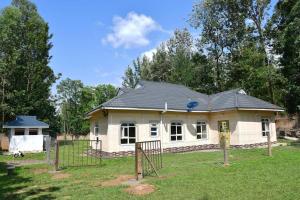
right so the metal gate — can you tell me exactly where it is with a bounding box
[54,139,102,169]
[135,140,162,180]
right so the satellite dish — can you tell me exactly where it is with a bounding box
[187,101,199,112]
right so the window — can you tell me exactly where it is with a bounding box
[29,129,38,135]
[150,122,159,137]
[261,118,270,137]
[15,129,25,135]
[170,122,182,141]
[196,121,207,139]
[94,123,99,135]
[121,123,136,144]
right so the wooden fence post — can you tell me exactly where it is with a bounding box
[45,136,51,164]
[55,140,59,171]
[223,134,229,166]
[135,143,143,180]
[267,132,272,156]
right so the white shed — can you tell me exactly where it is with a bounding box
[3,115,49,153]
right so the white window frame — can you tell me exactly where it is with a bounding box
[120,122,136,145]
[170,121,183,141]
[94,123,99,135]
[261,118,270,137]
[149,121,159,137]
[196,121,208,140]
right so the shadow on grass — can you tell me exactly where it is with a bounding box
[0,162,60,200]
[290,140,300,147]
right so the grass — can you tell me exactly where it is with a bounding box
[0,140,300,200]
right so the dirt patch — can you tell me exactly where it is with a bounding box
[52,173,71,180]
[124,184,155,196]
[32,168,48,175]
[99,175,135,187]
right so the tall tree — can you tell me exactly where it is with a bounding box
[190,0,248,92]
[270,0,300,113]
[57,78,84,135]
[0,0,58,133]
[122,66,139,88]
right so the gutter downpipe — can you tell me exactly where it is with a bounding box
[160,102,168,152]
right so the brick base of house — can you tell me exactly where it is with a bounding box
[100,141,277,158]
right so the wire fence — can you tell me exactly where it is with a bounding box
[52,139,102,169]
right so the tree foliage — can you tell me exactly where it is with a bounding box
[0,0,59,134]
[57,78,117,135]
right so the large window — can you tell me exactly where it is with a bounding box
[94,123,99,135]
[170,122,182,141]
[150,122,159,137]
[121,123,136,144]
[261,118,270,137]
[196,121,207,139]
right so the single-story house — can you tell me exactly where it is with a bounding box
[3,115,49,153]
[87,81,284,157]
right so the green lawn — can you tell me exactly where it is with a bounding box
[0,140,300,200]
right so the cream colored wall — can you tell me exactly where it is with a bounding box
[209,111,240,145]
[237,111,276,145]
[89,109,277,152]
[101,110,218,152]
[89,111,109,151]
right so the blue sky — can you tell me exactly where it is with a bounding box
[0,0,196,92]
[0,0,278,94]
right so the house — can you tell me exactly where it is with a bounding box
[87,81,284,157]
[3,115,49,153]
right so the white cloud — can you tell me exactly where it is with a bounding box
[102,12,162,48]
[141,48,157,60]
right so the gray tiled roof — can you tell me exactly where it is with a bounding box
[90,80,283,113]
[3,116,49,128]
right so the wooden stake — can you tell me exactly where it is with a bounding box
[267,132,272,156]
[135,143,143,180]
[223,136,229,166]
[55,140,59,171]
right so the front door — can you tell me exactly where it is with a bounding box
[218,120,230,148]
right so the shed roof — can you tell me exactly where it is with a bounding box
[88,80,283,115]
[3,116,49,128]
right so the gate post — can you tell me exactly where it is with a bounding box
[54,140,59,171]
[135,143,143,180]
[267,132,272,156]
[223,137,229,166]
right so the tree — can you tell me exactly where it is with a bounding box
[57,78,84,135]
[190,0,248,92]
[93,84,117,107]
[0,0,59,133]
[167,28,194,86]
[122,66,139,88]
[270,0,300,113]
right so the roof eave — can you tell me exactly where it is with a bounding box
[3,125,49,129]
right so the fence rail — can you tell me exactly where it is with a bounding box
[54,139,102,170]
[135,140,162,179]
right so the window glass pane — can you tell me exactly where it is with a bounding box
[151,131,157,136]
[265,122,269,131]
[177,126,182,134]
[171,126,176,134]
[151,127,157,132]
[129,123,135,126]
[202,133,207,139]
[124,128,128,137]
[262,122,265,131]
[197,134,202,139]
[171,136,176,141]
[121,123,127,127]
[129,127,135,137]
[177,136,182,140]
[196,125,201,133]
[121,139,128,144]
[202,124,206,133]
[129,138,135,143]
